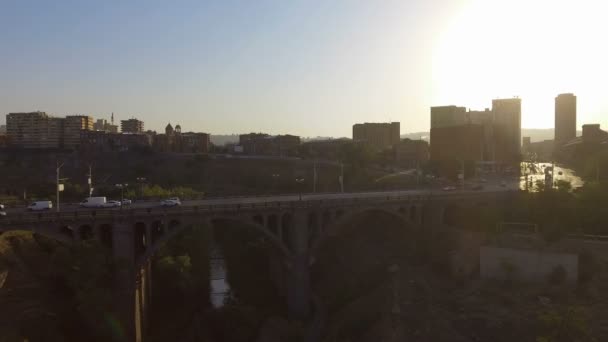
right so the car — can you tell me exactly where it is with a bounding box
[161,197,181,207]
[122,199,132,206]
[442,186,457,191]
[0,211,6,218]
[0,204,4,210]
[104,200,122,208]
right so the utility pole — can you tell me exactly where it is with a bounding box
[56,161,65,212]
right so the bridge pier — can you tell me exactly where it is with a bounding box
[287,209,311,320]
[112,221,144,342]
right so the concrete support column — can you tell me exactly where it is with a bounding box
[287,208,311,320]
[144,223,152,252]
[422,204,445,229]
[112,221,142,342]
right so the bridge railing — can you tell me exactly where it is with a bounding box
[0,190,514,226]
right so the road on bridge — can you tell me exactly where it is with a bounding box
[4,180,517,216]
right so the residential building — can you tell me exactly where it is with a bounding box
[431,106,467,128]
[80,131,152,152]
[555,93,577,147]
[64,115,94,149]
[6,112,64,149]
[522,136,531,155]
[238,132,300,156]
[153,123,210,153]
[492,98,522,162]
[430,125,485,162]
[121,118,144,133]
[93,118,119,133]
[394,139,429,168]
[300,138,352,160]
[352,122,400,151]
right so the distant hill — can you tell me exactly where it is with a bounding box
[401,129,581,143]
[401,132,429,141]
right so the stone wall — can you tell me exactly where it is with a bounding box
[480,246,578,284]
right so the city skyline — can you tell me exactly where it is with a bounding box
[1,0,607,137]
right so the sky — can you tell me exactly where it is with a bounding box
[1,0,607,137]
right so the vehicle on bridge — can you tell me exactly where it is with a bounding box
[104,200,122,208]
[28,201,53,211]
[80,197,108,208]
[160,197,181,207]
[122,199,132,206]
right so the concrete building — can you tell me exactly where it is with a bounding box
[121,118,144,133]
[430,125,485,162]
[6,112,65,149]
[394,139,429,168]
[80,131,152,152]
[300,138,353,160]
[153,123,211,153]
[492,98,522,162]
[555,93,577,147]
[522,136,531,155]
[64,115,94,149]
[352,122,400,151]
[238,133,300,156]
[431,106,467,128]
[93,119,119,133]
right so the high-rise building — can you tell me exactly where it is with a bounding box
[64,115,94,149]
[6,112,64,149]
[555,93,577,146]
[121,118,144,133]
[352,122,400,151]
[430,106,467,128]
[492,98,522,162]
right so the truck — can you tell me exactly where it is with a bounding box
[28,201,53,211]
[80,197,107,208]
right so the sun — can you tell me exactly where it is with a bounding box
[431,0,608,129]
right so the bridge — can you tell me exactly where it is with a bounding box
[0,189,514,342]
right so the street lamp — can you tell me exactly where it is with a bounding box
[295,176,305,201]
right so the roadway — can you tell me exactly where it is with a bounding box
[5,180,517,216]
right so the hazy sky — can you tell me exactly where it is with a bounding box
[1,0,607,137]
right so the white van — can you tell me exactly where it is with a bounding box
[80,197,107,208]
[28,201,53,211]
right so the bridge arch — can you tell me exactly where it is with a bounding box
[136,215,291,269]
[311,206,419,258]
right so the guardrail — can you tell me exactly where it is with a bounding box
[0,190,514,225]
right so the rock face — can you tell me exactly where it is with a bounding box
[256,316,291,342]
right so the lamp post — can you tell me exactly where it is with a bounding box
[295,176,305,201]
[56,161,65,212]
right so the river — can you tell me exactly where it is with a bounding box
[209,245,230,308]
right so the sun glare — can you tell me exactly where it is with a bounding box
[432,0,608,128]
